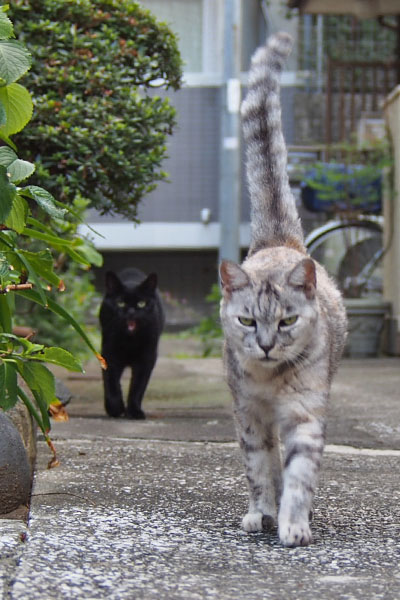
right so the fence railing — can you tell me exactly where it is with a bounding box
[326,59,400,145]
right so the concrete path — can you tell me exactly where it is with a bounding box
[1,337,400,599]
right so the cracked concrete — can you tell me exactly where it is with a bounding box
[1,336,400,599]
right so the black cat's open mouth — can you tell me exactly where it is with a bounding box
[127,320,137,333]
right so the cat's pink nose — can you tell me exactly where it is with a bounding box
[259,344,274,358]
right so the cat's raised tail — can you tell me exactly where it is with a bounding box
[241,32,305,256]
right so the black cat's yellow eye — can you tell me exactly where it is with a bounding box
[280,315,298,327]
[137,300,147,309]
[238,316,256,327]
[117,301,126,308]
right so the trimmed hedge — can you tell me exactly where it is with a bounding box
[11,0,183,220]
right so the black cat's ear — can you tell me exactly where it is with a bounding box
[105,271,123,295]
[287,258,316,300]
[140,273,158,294]
[220,261,249,298]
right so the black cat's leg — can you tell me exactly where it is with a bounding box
[126,356,157,420]
[102,362,125,418]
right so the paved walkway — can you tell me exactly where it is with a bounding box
[1,337,400,599]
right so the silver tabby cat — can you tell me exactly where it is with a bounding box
[219,32,347,547]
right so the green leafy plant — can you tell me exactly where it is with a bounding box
[0,7,32,148]
[11,0,183,221]
[191,284,223,357]
[0,6,103,465]
[14,198,102,362]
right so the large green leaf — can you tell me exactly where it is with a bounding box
[17,360,56,405]
[0,10,14,42]
[0,40,31,85]
[0,146,16,166]
[24,216,101,271]
[0,82,33,136]
[31,347,83,372]
[17,360,54,433]
[0,332,44,354]
[0,292,12,332]
[21,226,67,248]
[4,194,28,233]
[0,251,9,279]
[8,159,35,183]
[14,248,47,306]
[19,186,66,219]
[0,361,18,410]
[0,164,17,222]
[0,129,16,150]
[72,239,103,267]
[17,248,62,288]
[0,230,16,251]
[17,384,47,436]
[0,101,5,127]
[0,250,25,277]
[21,225,91,267]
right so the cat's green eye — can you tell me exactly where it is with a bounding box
[238,316,256,327]
[280,315,298,327]
[137,300,147,309]
[117,301,126,308]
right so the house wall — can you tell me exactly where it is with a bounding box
[87,85,301,227]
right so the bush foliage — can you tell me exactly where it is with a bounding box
[11,0,183,220]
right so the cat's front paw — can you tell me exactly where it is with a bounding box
[105,399,125,418]
[242,512,275,532]
[125,408,146,420]
[278,519,312,547]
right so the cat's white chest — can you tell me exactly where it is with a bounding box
[240,359,288,406]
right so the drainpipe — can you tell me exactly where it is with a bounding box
[218,0,242,265]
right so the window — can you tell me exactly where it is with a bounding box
[140,0,203,72]
[139,0,223,75]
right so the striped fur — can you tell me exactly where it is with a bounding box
[219,34,347,547]
[241,32,304,255]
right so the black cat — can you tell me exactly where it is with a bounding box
[99,268,165,419]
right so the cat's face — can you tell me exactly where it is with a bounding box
[220,256,318,367]
[104,271,158,335]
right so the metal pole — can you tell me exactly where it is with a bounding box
[218,0,242,265]
[316,14,324,94]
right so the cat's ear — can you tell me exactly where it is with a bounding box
[220,261,249,298]
[287,258,316,299]
[140,273,158,294]
[105,271,123,295]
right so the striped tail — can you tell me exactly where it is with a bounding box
[241,32,305,255]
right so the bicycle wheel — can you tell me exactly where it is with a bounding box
[306,219,383,298]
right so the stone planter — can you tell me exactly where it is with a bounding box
[0,412,32,514]
[344,298,391,358]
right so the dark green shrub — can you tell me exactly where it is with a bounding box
[11,0,183,220]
